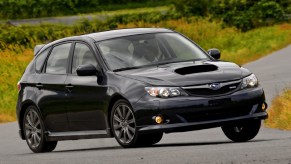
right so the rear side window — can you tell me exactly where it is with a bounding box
[35,49,49,72]
[71,43,98,74]
[45,43,71,74]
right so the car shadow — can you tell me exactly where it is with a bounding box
[50,139,273,153]
[152,139,269,148]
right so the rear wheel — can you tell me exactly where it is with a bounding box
[222,120,261,142]
[23,106,57,153]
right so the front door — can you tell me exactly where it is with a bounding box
[65,42,108,131]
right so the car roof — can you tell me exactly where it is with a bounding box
[85,28,173,41]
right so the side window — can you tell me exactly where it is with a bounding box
[35,48,49,72]
[45,43,71,74]
[72,43,98,74]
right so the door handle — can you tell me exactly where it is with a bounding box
[36,83,43,88]
[65,85,74,88]
[65,84,74,92]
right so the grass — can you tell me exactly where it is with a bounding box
[265,89,291,130]
[0,48,33,123]
[0,18,291,123]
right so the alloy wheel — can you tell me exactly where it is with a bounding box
[112,104,136,144]
[24,110,42,149]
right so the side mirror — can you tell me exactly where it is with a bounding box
[207,48,221,60]
[76,64,97,76]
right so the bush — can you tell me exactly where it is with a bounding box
[213,0,286,31]
[171,0,213,17]
[172,0,291,31]
[0,11,180,50]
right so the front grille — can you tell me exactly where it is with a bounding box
[182,80,241,97]
[177,105,252,123]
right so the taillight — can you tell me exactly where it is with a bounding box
[17,81,21,92]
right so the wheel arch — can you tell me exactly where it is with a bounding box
[19,101,40,139]
[107,94,130,136]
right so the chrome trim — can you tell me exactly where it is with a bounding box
[46,130,110,141]
[182,80,241,89]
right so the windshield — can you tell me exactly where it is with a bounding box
[97,32,210,71]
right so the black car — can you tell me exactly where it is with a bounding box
[17,28,268,153]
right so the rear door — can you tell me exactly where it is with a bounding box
[65,42,108,131]
[36,42,72,132]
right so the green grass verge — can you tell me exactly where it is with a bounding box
[265,89,291,130]
[0,18,291,123]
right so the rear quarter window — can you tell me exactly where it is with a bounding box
[35,48,49,73]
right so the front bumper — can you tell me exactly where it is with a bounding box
[133,86,268,133]
[138,112,267,133]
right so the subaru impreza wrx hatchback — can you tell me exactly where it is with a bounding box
[16,28,268,153]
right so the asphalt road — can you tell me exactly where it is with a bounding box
[0,45,291,164]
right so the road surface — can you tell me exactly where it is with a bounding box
[0,45,291,164]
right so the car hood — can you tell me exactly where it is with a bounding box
[116,61,251,86]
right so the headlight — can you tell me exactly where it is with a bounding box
[241,74,258,89]
[145,87,187,98]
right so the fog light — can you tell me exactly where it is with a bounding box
[262,102,267,111]
[155,116,163,124]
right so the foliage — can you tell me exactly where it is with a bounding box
[171,0,213,17]
[0,11,179,49]
[0,0,170,19]
[106,10,181,25]
[172,0,291,31]
[265,89,291,130]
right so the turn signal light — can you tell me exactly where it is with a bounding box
[262,102,267,111]
[155,116,163,124]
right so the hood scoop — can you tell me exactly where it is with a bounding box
[175,64,218,75]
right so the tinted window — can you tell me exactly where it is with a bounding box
[46,43,71,74]
[72,43,98,74]
[35,48,49,72]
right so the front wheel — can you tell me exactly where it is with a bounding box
[111,100,139,148]
[23,106,57,153]
[222,119,261,142]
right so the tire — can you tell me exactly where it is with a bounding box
[23,106,57,153]
[222,119,261,142]
[111,100,139,148]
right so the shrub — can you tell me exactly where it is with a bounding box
[172,0,290,31]
[171,0,213,17]
[0,11,180,49]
